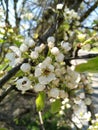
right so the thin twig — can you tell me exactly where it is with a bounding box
[38,111,45,130]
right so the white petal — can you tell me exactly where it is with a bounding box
[34,83,45,92]
[20,43,28,52]
[35,67,41,77]
[20,63,31,72]
[47,73,56,82]
[9,46,21,57]
[38,76,48,84]
[49,88,59,98]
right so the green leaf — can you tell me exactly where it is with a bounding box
[50,99,61,114]
[36,92,46,111]
[0,128,8,130]
[75,57,98,72]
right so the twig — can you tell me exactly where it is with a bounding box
[38,111,45,130]
[80,0,98,22]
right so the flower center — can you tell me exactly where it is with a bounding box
[22,80,27,85]
[43,68,50,76]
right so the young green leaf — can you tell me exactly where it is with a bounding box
[35,92,46,111]
[51,99,61,114]
[75,57,98,72]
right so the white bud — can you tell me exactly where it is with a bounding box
[51,47,60,55]
[47,36,55,44]
[48,42,54,49]
[20,63,31,72]
[56,4,63,10]
[20,43,28,52]
[49,88,59,98]
[55,53,64,62]
[84,98,92,105]
[34,83,45,92]
[30,51,39,59]
[28,39,35,47]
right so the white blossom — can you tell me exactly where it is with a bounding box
[43,57,52,64]
[6,52,22,67]
[51,47,60,55]
[9,46,21,57]
[49,88,59,98]
[65,103,71,108]
[20,63,31,72]
[56,3,63,10]
[47,36,55,44]
[55,53,64,62]
[35,59,56,84]
[35,46,42,53]
[40,44,45,50]
[24,37,35,47]
[84,98,92,105]
[16,77,32,93]
[61,41,71,52]
[34,83,45,92]
[48,41,54,49]
[20,43,28,52]
[30,51,39,59]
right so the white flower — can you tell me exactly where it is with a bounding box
[35,59,56,84]
[6,52,16,61]
[65,103,71,108]
[62,98,69,105]
[84,98,92,105]
[51,47,60,55]
[56,3,63,10]
[55,53,64,62]
[6,52,22,67]
[61,41,71,52]
[59,90,68,98]
[43,57,52,64]
[20,43,28,52]
[48,42,54,49]
[34,83,45,92]
[72,72,81,84]
[9,46,21,57]
[49,88,59,98]
[35,46,42,53]
[24,37,35,47]
[20,63,31,72]
[40,44,45,50]
[30,51,39,59]
[47,36,55,44]
[16,77,32,93]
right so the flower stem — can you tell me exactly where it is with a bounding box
[38,111,45,130]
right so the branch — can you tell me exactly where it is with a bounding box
[5,0,10,25]
[70,53,98,60]
[77,25,98,31]
[0,85,14,102]
[0,59,28,89]
[80,0,98,22]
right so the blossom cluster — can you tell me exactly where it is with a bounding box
[5,35,94,129]
[5,5,94,129]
